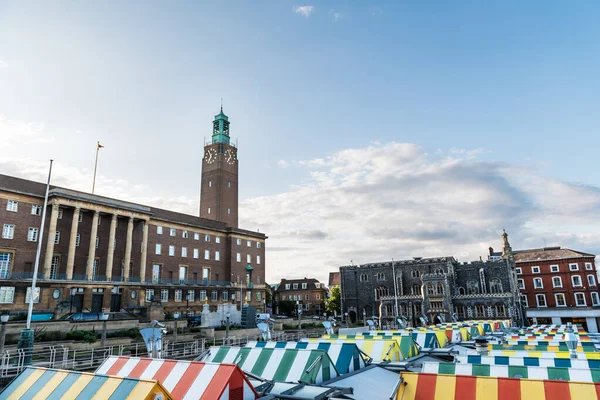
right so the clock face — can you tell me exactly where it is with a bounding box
[225,148,237,165]
[204,148,217,164]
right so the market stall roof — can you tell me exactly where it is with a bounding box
[323,364,400,400]
[317,335,419,359]
[488,350,600,359]
[457,355,600,369]
[96,356,258,399]
[302,338,402,363]
[0,366,172,399]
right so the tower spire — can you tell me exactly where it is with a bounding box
[220,97,223,113]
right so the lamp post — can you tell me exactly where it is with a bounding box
[345,312,349,328]
[70,288,76,314]
[363,310,367,327]
[564,322,578,359]
[225,311,230,339]
[173,312,180,343]
[297,302,302,330]
[99,313,109,347]
[0,315,9,354]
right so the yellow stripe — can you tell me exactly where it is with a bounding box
[7,368,46,400]
[587,353,600,360]
[568,381,597,399]
[475,376,497,400]
[32,370,70,400]
[126,382,157,400]
[60,374,94,398]
[91,376,122,400]
[520,379,545,400]
[434,374,456,400]
[396,373,418,400]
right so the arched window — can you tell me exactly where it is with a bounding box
[411,284,421,295]
[375,286,389,300]
[489,279,503,294]
[412,270,420,278]
[457,287,465,295]
[401,304,408,314]
[426,283,435,295]
[495,303,506,317]
[359,274,368,283]
[385,304,393,315]
[376,272,386,281]
[434,268,443,275]
[475,304,485,318]
[467,281,479,294]
[436,283,444,295]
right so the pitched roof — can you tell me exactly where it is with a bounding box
[513,247,596,263]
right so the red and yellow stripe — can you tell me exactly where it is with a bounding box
[395,372,600,400]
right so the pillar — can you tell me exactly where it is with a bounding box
[105,214,117,281]
[86,210,100,280]
[43,203,60,279]
[65,206,81,280]
[140,220,149,283]
[123,217,134,282]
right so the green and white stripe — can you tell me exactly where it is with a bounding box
[455,355,600,369]
[422,361,600,383]
[204,346,340,384]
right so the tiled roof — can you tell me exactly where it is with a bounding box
[514,247,595,263]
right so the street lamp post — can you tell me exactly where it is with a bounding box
[70,288,76,313]
[225,311,230,339]
[99,313,109,347]
[363,310,366,327]
[0,315,9,354]
[173,312,180,343]
[345,312,349,328]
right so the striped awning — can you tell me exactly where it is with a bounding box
[244,341,366,374]
[488,350,600,360]
[320,335,419,359]
[395,372,600,400]
[305,338,403,362]
[203,346,339,384]
[457,355,600,369]
[362,330,447,348]
[422,361,600,383]
[0,366,172,399]
[489,344,593,353]
[96,356,258,400]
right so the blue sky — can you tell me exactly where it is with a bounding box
[1,1,600,282]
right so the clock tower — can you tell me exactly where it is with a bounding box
[200,106,238,227]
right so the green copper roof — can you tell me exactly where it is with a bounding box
[214,107,229,121]
[245,264,254,271]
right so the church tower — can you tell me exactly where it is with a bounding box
[199,106,238,227]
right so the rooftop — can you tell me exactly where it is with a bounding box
[513,246,595,263]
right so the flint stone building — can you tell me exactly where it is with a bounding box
[339,232,522,326]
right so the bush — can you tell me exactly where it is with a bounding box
[107,328,141,340]
[38,331,66,342]
[66,330,97,343]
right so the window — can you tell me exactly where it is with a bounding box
[94,235,100,248]
[194,232,199,240]
[467,281,479,294]
[426,283,434,295]
[532,266,540,274]
[247,240,251,247]
[193,249,199,259]
[187,290,195,302]
[227,208,231,215]
[285,284,290,290]
[27,227,38,242]
[592,292,600,306]
[31,205,42,215]
[204,250,210,260]
[555,293,567,307]
[305,294,309,300]
[533,278,543,289]
[214,251,220,261]
[236,253,241,262]
[575,292,586,306]
[0,287,14,303]
[169,245,175,256]
[550,265,559,272]
[475,304,485,318]
[247,254,251,263]
[436,282,444,295]
[155,244,162,255]
[75,234,80,247]
[588,275,596,286]
[495,304,506,317]
[182,230,188,239]
[97,215,101,225]
[237,238,241,245]
[572,275,582,287]
[316,293,320,300]
[78,212,83,223]
[161,289,169,302]
[254,255,261,265]
[515,268,522,275]
[291,283,298,290]
[25,287,40,304]
[205,234,210,242]
[179,266,187,284]
[6,200,18,212]
[54,231,61,245]
[518,279,525,289]
[211,291,218,301]
[521,295,529,308]
[181,247,187,257]
[536,294,547,307]
[301,283,307,289]
[169,228,175,237]
[586,262,593,271]
[228,181,231,188]
[202,268,210,282]
[157,226,163,234]
[457,287,465,295]
[175,290,182,302]
[360,274,368,282]
[208,181,212,188]
[146,289,154,302]
[50,255,59,279]
[552,276,562,288]
[489,279,502,294]
[57,208,63,219]
[199,290,207,301]
[216,237,220,244]
[377,272,385,281]
[2,224,14,239]
[570,263,579,271]
[257,242,261,249]
[222,291,228,301]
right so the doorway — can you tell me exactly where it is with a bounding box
[73,294,84,313]
[91,293,104,313]
[110,294,122,312]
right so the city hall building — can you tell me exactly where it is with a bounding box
[0,108,267,317]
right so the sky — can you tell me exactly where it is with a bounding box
[1,1,600,284]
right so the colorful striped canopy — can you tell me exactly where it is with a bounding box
[244,341,366,374]
[488,350,600,359]
[362,331,443,348]
[203,346,339,384]
[96,356,258,400]
[488,344,593,353]
[303,338,402,362]
[0,366,172,400]
[457,355,600,369]
[422,361,600,383]
[394,372,600,400]
[320,335,419,359]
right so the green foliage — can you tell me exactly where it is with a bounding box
[326,286,341,314]
[37,331,66,342]
[277,300,296,316]
[66,330,97,343]
[107,328,141,339]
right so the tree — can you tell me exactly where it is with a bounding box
[326,286,341,315]
[277,300,296,316]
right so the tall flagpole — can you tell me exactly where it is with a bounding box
[92,141,103,194]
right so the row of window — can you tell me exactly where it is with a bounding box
[145,288,261,302]
[456,279,503,295]
[281,293,321,301]
[358,268,444,283]
[285,283,309,290]
[154,245,261,265]
[516,262,594,274]
[527,292,600,307]
[454,304,506,318]
[156,226,222,243]
[0,286,40,304]
[6,200,42,215]
[518,275,596,290]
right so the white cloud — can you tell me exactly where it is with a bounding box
[330,10,344,21]
[0,115,54,145]
[278,160,290,168]
[294,5,314,17]
[0,60,7,69]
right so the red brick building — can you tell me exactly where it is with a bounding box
[274,278,327,316]
[514,247,599,331]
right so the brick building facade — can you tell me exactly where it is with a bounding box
[273,278,327,316]
[0,108,267,318]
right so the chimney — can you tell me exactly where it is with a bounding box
[489,247,494,256]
